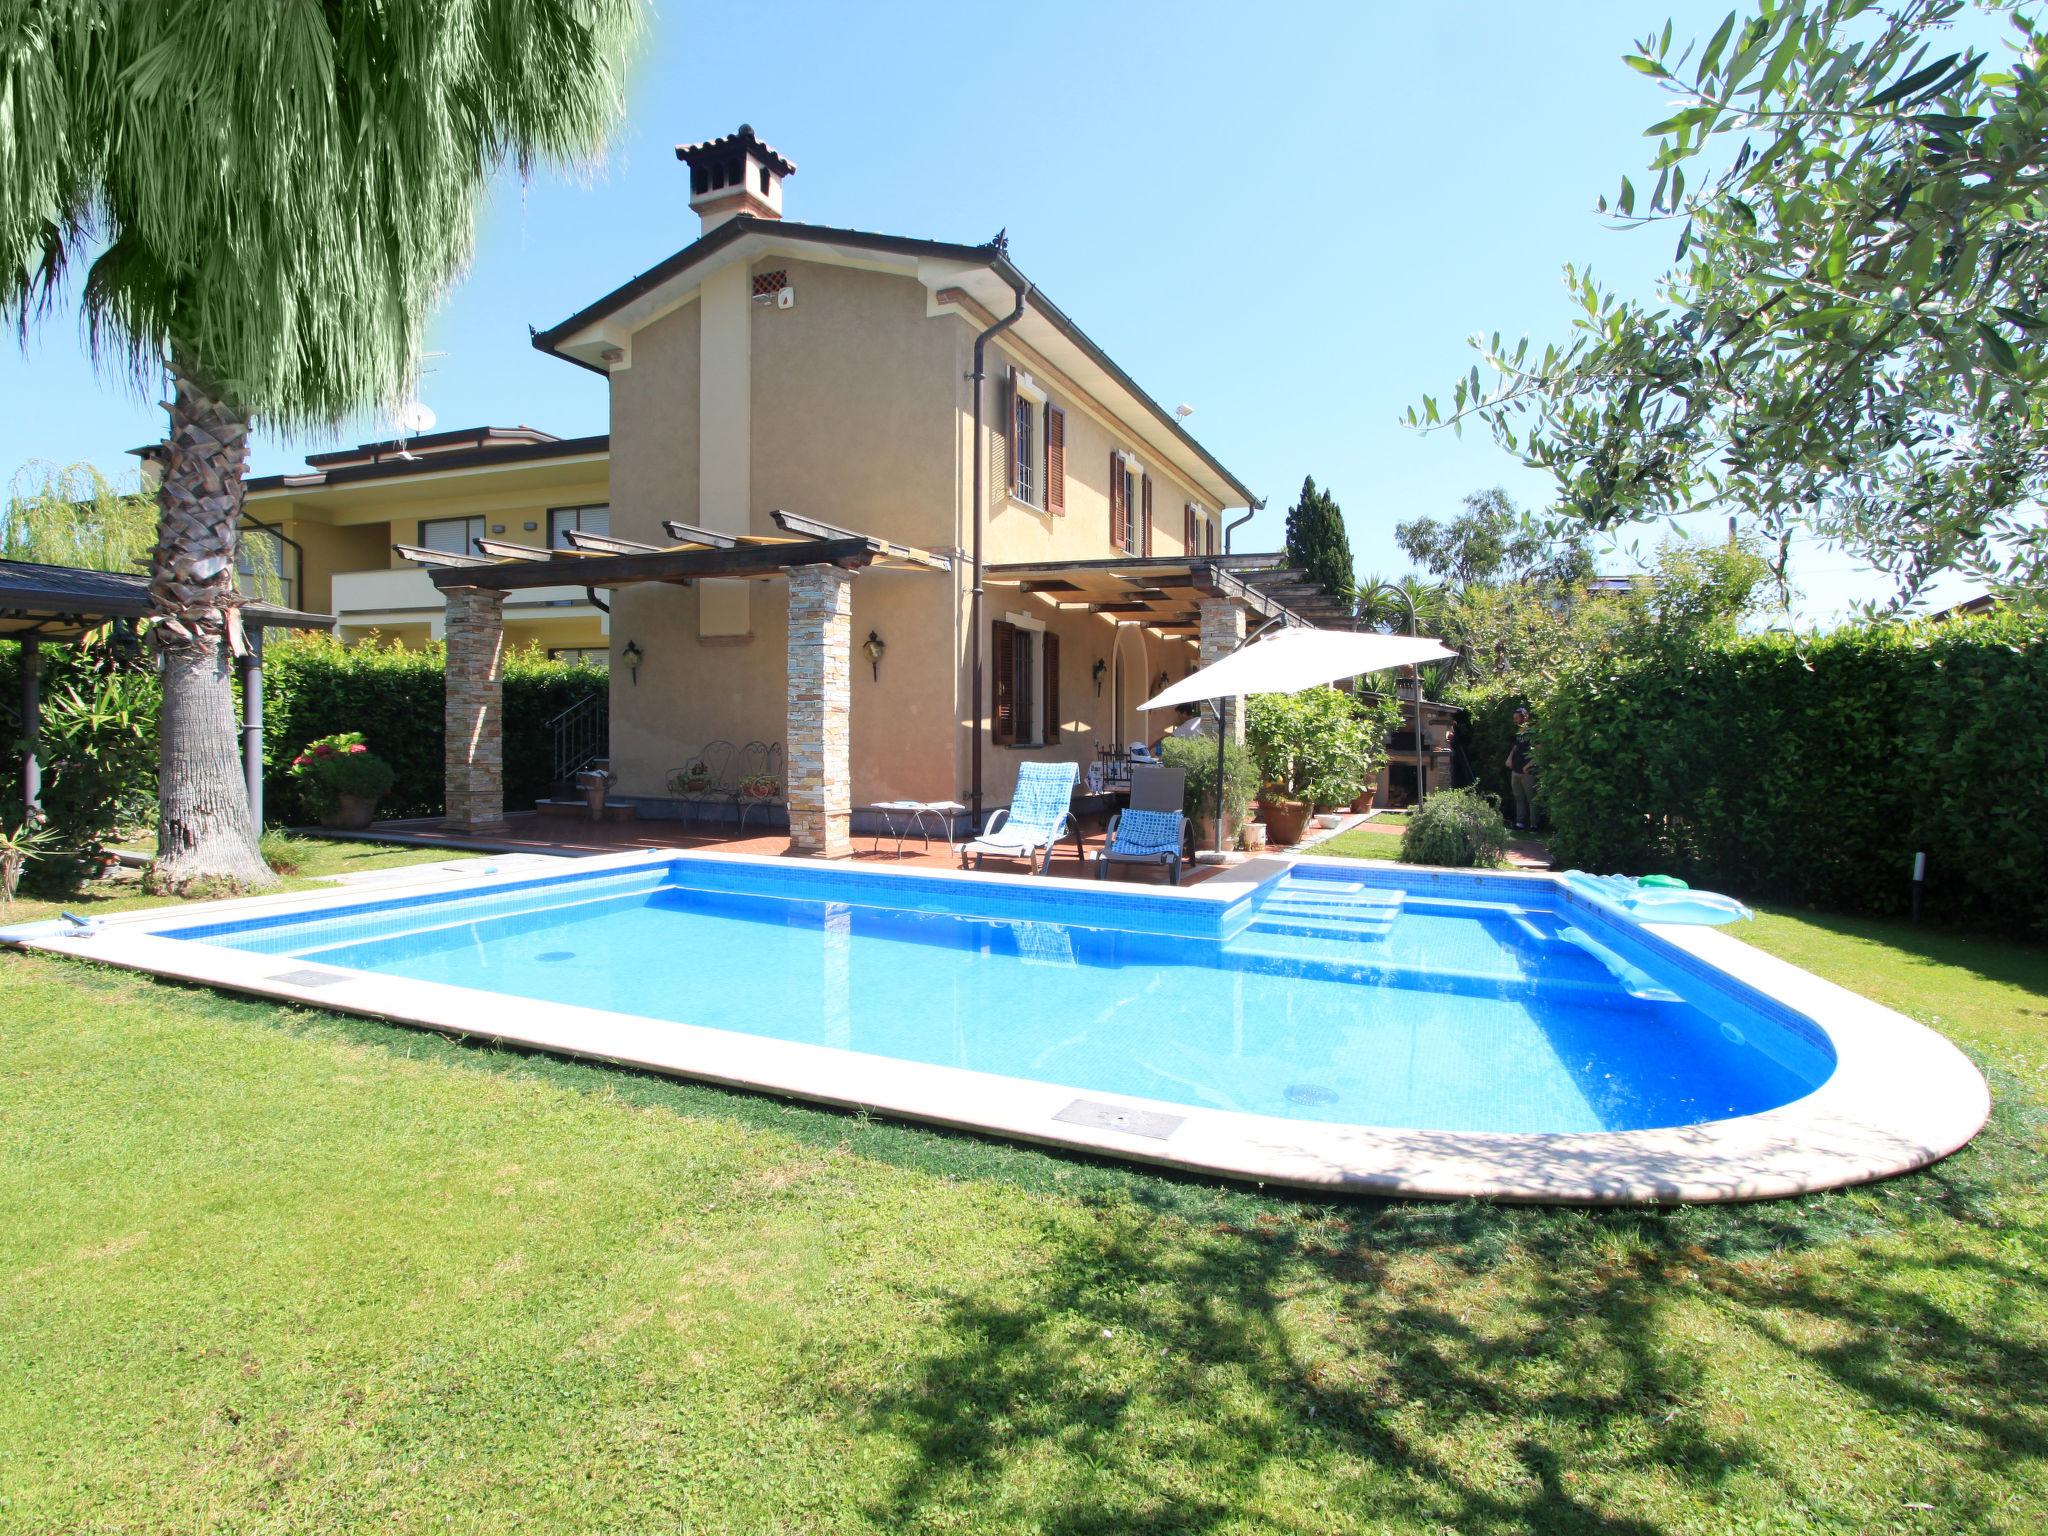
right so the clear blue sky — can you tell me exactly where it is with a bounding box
[0,0,1977,624]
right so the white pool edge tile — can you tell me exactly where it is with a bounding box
[6,847,1991,1205]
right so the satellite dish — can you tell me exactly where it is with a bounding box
[396,399,437,434]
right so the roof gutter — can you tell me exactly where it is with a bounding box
[968,271,1030,828]
[1225,496,1263,554]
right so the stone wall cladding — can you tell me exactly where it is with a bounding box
[786,563,855,857]
[444,586,509,831]
[1198,598,1248,745]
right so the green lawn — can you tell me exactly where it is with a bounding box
[3,839,2045,1532]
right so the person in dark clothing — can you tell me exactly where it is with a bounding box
[1506,708,1535,831]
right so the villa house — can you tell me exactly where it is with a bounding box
[250,125,1349,855]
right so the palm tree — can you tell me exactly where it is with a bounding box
[1,2,641,888]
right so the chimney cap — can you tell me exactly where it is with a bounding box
[675,124,796,178]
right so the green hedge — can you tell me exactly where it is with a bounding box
[3,635,606,826]
[261,635,606,821]
[1538,609,2048,933]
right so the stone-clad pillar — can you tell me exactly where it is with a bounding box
[444,585,508,833]
[1198,597,1248,746]
[786,564,855,858]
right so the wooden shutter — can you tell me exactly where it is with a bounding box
[1109,454,1126,551]
[1003,366,1020,497]
[1141,475,1153,556]
[1043,631,1061,743]
[1045,405,1065,515]
[1183,503,1196,551]
[991,621,1017,746]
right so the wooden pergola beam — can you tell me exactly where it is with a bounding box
[660,519,739,548]
[427,536,881,592]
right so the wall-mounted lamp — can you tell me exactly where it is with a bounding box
[862,629,886,681]
[621,639,643,685]
[1092,658,1107,697]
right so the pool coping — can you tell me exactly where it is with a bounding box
[2,848,1990,1205]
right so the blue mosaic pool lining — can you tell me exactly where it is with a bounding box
[156,853,1272,947]
[1285,858,1832,1066]
[658,855,1266,938]
[158,862,674,943]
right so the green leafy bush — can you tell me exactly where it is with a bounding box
[1160,734,1258,827]
[286,732,397,819]
[33,669,159,850]
[1538,608,2048,933]
[1246,687,1379,807]
[262,635,605,820]
[1400,787,1510,868]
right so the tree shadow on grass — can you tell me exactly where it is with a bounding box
[836,1161,2048,1533]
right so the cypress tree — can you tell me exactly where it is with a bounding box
[1283,475,1356,599]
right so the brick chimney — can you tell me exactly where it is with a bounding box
[676,124,795,233]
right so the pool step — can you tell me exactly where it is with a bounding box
[1243,887,1405,943]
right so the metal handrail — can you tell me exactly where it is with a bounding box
[546,691,609,785]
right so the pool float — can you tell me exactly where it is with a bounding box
[1559,871,1752,926]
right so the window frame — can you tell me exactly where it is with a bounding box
[1009,370,1049,511]
[546,504,611,550]
[1117,456,1145,556]
[417,514,485,560]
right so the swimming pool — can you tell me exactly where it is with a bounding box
[4,849,1987,1202]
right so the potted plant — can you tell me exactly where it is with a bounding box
[737,771,780,803]
[669,759,717,796]
[1161,736,1257,852]
[1246,688,1377,846]
[288,732,396,830]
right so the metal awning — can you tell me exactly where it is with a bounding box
[981,552,1348,634]
[415,510,951,593]
[0,558,334,640]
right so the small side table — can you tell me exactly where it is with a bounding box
[871,800,966,858]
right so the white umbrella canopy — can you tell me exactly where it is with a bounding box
[1140,626,1455,712]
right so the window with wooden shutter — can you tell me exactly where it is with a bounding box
[991,620,1017,746]
[1183,503,1196,551]
[1045,406,1065,515]
[1109,453,1126,551]
[1043,631,1061,743]
[1206,516,1217,555]
[1141,475,1153,556]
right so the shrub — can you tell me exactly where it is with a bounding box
[33,669,159,851]
[1536,607,2048,932]
[286,732,397,819]
[261,634,605,820]
[1160,734,1258,827]
[1401,787,1511,868]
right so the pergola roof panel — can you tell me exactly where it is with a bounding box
[0,558,334,641]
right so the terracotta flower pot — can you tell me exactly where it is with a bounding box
[320,792,378,831]
[1263,799,1311,846]
[1350,786,1378,814]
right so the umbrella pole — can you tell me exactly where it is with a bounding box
[1214,703,1228,854]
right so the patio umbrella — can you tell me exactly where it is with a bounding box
[1139,624,1457,856]
[1139,626,1454,714]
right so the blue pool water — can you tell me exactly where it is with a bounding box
[164,859,1835,1135]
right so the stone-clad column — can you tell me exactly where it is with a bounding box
[444,585,508,833]
[786,564,855,858]
[1198,598,1248,746]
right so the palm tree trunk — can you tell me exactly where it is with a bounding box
[148,357,275,891]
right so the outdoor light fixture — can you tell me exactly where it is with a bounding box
[1092,658,1107,696]
[621,639,643,685]
[863,629,886,681]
